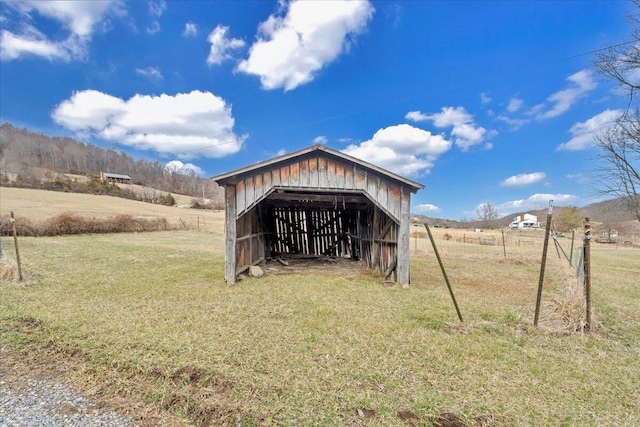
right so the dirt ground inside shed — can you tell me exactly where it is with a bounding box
[247,254,384,282]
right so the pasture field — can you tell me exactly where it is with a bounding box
[0,186,224,233]
[1,188,639,426]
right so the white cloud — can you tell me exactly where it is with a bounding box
[207,25,245,66]
[480,92,492,104]
[408,106,491,151]
[500,172,546,187]
[52,89,246,159]
[276,148,287,156]
[342,123,452,176]
[147,0,166,35]
[313,135,328,144]
[497,193,578,214]
[415,204,440,213]
[165,160,204,177]
[405,111,428,122]
[566,173,590,184]
[237,0,374,91]
[135,66,163,81]
[148,0,166,18]
[0,1,117,61]
[507,97,523,113]
[496,115,529,130]
[182,22,197,37]
[535,70,597,120]
[556,109,622,151]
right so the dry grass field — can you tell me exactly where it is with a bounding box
[1,187,639,426]
[0,186,224,233]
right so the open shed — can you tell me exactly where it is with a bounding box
[212,145,424,285]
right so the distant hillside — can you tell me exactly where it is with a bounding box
[413,198,640,234]
[0,122,223,205]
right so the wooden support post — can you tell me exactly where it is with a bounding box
[397,187,411,286]
[501,229,506,259]
[534,200,553,326]
[224,185,237,284]
[584,217,592,330]
[372,207,380,272]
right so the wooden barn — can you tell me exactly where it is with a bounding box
[212,145,424,285]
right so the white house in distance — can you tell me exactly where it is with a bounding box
[509,213,540,229]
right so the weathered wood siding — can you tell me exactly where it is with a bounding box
[356,206,399,276]
[233,205,269,276]
[218,148,421,285]
[233,152,405,223]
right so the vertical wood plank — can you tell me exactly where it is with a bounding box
[354,167,366,191]
[224,185,237,284]
[281,164,290,186]
[327,158,337,188]
[236,179,246,215]
[397,186,411,286]
[299,159,310,187]
[245,176,255,210]
[308,156,319,187]
[335,161,346,188]
[367,172,378,202]
[318,155,327,188]
[345,164,354,188]
[378,180,389,214]
[263,171,272,194]
[272,168,281,186]
[290,161,300,187]
[254,174,263,202]
[387,182,401,221]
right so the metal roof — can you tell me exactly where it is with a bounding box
[211,144,424,191]
[103,173,132,180]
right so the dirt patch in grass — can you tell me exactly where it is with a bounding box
[431,412,469,427]
[161,365,259,427]
[397,409,419,425]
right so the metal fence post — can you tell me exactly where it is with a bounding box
[10,212,23,281]
[424,224,463,322]
[584,217,592,330]
[534,200,553,326]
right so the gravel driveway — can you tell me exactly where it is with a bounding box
[0,376,134,427]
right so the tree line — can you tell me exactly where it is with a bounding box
[0,123,223,207]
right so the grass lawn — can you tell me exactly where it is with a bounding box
[1,190,639,426]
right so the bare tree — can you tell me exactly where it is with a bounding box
[594,0,640,222]
[476,201,499,228]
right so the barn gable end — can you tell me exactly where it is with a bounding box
[212,145,423,285]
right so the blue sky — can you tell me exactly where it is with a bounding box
[0,0,632,220]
